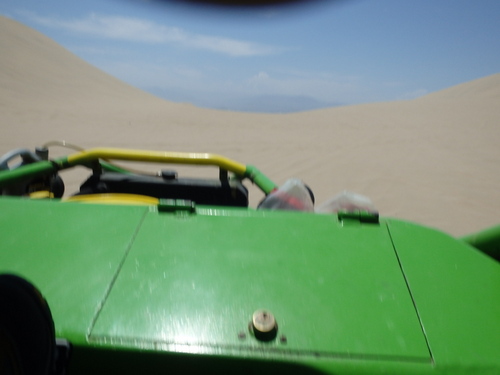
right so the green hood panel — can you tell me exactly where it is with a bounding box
[3,197,498,373]
[0,198,148,344]
[90,208,429,361]
[387,220,500,370]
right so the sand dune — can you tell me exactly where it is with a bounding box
[1,15,499,236]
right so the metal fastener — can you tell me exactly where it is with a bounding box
[250,309,278,341]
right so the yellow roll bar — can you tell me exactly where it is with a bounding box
[66,148,247,176]
[0,147,277,195]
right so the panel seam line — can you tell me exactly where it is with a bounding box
[385,222,435,365]
[87,209,149,338]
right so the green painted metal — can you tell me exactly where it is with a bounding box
[337,210,379,224]
[387,220,500,373]
[90,209,428,359]
[0,197,148,346]
[0,160,56,188]
[0,148,499,374]
[244,164,279,194]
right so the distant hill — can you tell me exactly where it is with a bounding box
[212,94,338,113]
[146,86,340,113]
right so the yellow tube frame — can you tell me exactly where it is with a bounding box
[0,147,277,195]
[66,148,247,176]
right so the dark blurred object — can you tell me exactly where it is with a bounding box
[0,274,71,375]
[143,0,333,10]
[122,0,349,17]
[0,274,56,375]
[173,0,323,6]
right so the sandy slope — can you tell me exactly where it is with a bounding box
[1,15,499,236]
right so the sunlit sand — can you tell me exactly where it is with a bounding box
[1,15,499,236]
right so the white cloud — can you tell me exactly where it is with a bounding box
[249,71,270,84]
[25,13,279,57]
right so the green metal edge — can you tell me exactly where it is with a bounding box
[386,219,500,373]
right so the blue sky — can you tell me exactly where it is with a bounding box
[2,0,499,112]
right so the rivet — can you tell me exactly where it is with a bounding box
[250,309,278,341]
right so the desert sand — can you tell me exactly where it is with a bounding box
[1,15,499,236]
